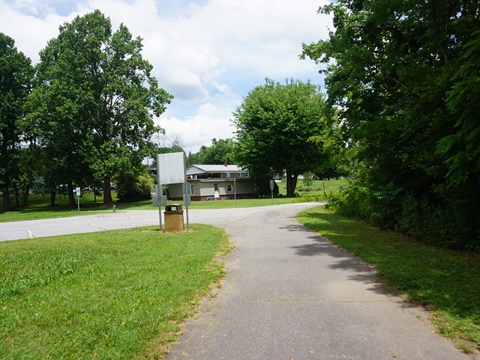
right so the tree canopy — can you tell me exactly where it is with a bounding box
[233,78,331,197]
[0,33,33,210]
[187,138,236,166]
[302,0,480,250]
[27,10,172,206]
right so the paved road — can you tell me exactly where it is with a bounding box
[0,204,476,359]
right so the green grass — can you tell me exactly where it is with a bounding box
[0,179,347,222]
[297,206,480,353]
[0,192,119,222]
[0,225,231,359]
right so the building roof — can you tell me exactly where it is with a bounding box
[187,164,246,175]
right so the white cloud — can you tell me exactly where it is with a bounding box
[0,0,332,154]
[157,102,236,153]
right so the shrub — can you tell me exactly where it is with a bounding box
[329,180,480,251]
[117,172,154,201]
[398,184,480,251]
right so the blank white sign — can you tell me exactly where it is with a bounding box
[157,152,186,185]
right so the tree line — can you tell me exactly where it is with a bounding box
[302,0,480,251]
[1,10,172,209]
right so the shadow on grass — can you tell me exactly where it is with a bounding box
[296,207,480,348]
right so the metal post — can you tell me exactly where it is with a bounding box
[234,178,237,208]
[270,179,274,205]
[76,187,81,213]
[158,184,162,231]
[186,203,189,230]
[184,181,190,230]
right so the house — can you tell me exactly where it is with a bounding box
[168,164,255,201]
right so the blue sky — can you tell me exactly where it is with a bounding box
[0,0,332,153]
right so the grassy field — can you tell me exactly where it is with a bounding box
[297,206,480,354]
[0,179,347,222]
[0,224,230,359]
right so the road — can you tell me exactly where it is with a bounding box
[0,203,475,359]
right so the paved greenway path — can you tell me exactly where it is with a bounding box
[0,203,474,359]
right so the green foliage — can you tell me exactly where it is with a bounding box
[398,185,480,251]
[233,78,332,197]
[298,206,480,352]
[438,30,480,185]
[0,33,34,210]
[116,167,155,201]
[253,178,279,197]
[0,225,230,359]
[188,138,236,166]
[302,0,480,250]
[26,10,172,207]
[301,172,314,189]
[329,180,480,251]
[328,180,403,228]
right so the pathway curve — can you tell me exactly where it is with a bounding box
[166,204,473,360]
[0,203,475,359]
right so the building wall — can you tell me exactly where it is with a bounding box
[168,179,255,200]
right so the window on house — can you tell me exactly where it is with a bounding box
[190,184,195,195]
[214,184,218,191]
[227,184,233,191]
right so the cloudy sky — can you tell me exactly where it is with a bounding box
[0,0,332,153]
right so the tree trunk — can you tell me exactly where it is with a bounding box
[2,191,10,211]
[67,181,76,208]
[21,184,30,207]
[285,169,298,197]
[103,176,113,205]
[50,191,56,207]
[428,2,450,65]
[14,189,20,207]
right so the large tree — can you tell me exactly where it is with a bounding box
[0,33,33,211]
[29,10,172,206]
[302,0,480,249]
[233,79,331,197]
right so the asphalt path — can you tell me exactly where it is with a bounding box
[0,203,475,359]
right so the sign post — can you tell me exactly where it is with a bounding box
[183,182,190,230]
[270,180,275,205]
[152,184,167,230]
[157,152,188,231]
[234,178,237,208]
[76,187,81,213]
[157,184,163,231]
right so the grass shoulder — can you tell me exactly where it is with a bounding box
[297,206,480,354]
[0,179,347,222]
[0,224,231,359]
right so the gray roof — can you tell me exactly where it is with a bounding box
[187,164,246,175]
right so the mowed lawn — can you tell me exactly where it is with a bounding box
[0,225,231,359]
